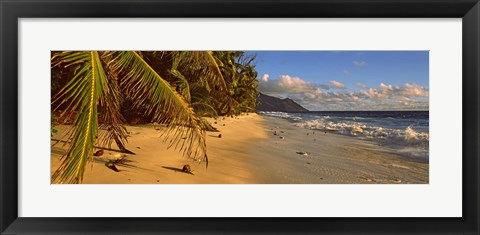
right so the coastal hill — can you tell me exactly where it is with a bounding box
[256,93,309,112]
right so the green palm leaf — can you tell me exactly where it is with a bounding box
[170,67,191,102]
[51,51,108,183]
[173,51,228,92]
[108,51,208,164]
[97,53,130,152]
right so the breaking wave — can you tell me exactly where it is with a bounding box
[295,119,428,146]
[259,111,429,159]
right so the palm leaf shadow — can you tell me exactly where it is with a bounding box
[161,166,194,175]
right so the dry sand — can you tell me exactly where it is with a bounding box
[51,113,428,184]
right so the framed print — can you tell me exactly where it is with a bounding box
[1,0,479,234]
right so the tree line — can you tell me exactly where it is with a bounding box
[51,51,259,183]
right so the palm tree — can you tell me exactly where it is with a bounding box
[213,51,259,115]
[52,50,259,184]
[51,51,216,183]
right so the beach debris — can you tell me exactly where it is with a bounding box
[112,153,123,158]
[394,178,402,183]
[218,134,222,138]
[153,122,160,130]
[111,154,131,164]
[105,162,120,172]
[324,131,327,134]
[391,164,410,170]
[279,136,284,139]
[182,164,193,174]
[360,176,375,182]
[223,124,225,126]
[93,149,104,156]
[157,180,160,182]
[214,121,217,124]
[306,162,311,165]
[136,146,141,149]
[273,131,278,136]
[307,133,309,136]
[115,155,131,164]
[296,151,309,156]
[280,131,285,133]
[105,154,134,172]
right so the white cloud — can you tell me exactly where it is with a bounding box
[298,82,428,110]
[353,61,367,67]
[319,84,330,90]
[398,96,411,101]
[329,80,346,89]
[357,83,428,100]
[258,75,316,93]
[359,88,385,99]
[342,70,352,76]
[260,73,269,82]
[357,83,368,88]
[401,83,429,97]
[258,76,429,111]
[378,82,393,91]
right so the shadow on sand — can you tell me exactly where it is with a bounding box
[161,166,194,175]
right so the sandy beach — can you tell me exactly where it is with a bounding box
[51,113,428,184]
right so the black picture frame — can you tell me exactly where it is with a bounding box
[1,0,479,234]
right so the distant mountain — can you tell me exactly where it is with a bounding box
[256,93,309,112]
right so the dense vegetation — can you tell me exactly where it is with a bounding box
[51,51,259,183]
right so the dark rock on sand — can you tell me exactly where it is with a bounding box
[94,149,104,156]
[296,151,309,156]
[182,164,193,174]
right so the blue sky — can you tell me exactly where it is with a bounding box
[246,51,429,111]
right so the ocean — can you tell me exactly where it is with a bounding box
[258,111,429,160]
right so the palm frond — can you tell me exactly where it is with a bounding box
[191,102,218,117]
[108,51,208,164]
[97,53,129,152]
[170,66,191,102]
[51,51,108,183]
[173,51,228,92]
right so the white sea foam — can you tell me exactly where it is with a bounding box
[259,111,429,159]
[257,111,303,121]
[295,119,428,143]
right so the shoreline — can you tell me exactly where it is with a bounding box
[254,115,428,183]
[51,113,428,184]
